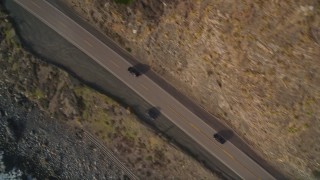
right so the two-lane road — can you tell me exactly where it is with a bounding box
[14,0,276,179]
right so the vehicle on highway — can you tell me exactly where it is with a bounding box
[213,133,226,144]
[127,67,141,77]
[146,107,160,120]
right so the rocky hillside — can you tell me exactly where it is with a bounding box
[0,3,219,179]
[65,0,320,179]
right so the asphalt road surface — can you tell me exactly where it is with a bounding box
[14,0,277,179]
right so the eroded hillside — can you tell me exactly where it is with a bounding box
[0,3,219,179]
[65,0,320,178]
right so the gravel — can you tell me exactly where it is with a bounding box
[0,82,127,179]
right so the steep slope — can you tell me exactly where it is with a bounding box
[0,3,220,179]
[65,0,320,178]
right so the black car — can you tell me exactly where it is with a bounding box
[213,133,226,144]
[146,107,160,120]
[128,67,141,77]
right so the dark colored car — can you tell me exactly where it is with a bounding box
[213,133,226,144]
[146,107,160,120]
[128,67,141,77]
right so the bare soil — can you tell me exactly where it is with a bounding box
[63,0,320,179]
[0,4,219,179]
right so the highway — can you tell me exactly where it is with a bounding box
[14,0,276,179]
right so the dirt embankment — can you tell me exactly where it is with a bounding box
[0,3,219,179]
[64,0,320,179]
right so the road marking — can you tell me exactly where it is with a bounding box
[168,106,211,141]
[84,39,93,47]
[58,21,67,28]
[189,122,200,132]
[30,1,41,9]
[17,0,264,178]
[168,104,260,179]
[222,149,235,159]
[168,105,187,119]
[109,60,120,68]
[140,84,149,91]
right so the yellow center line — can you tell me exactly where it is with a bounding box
[25,0,261,177]
[109,60,120,68]
[58,21,67,28]
[140,84,149,91]
[189,122,200,131]
[167,104,260,179]
[30,1,41,9]
[84,39,93,47]
[168,105,188,119]
[222,149,235,159]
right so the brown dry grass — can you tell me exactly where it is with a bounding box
[73,86,219,179]
[65,0,320,179]
[0,13,218,179]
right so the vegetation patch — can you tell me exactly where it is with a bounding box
[114,0,133,5]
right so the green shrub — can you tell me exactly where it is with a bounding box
[313,170,320,179]
[114,0,133,5]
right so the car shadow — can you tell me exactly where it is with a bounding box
[217,130,234,141]
[133,63,150,74]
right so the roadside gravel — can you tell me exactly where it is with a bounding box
[0,83,125,179]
